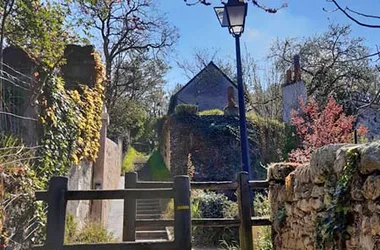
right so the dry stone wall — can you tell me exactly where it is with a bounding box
[269,142,380,250]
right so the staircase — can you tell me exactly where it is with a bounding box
[136,199,169,241]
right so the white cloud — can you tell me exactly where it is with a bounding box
[245,27,262,41]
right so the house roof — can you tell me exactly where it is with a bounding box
[172,61,238,98]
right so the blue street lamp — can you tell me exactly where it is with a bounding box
[214,0,252,179]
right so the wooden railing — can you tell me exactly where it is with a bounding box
[33,171,270,250]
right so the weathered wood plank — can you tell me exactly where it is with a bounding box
[35,191,48,201]
[35,188,174,201]
[251,216,271,226]
[124,172,137,241]
[137,180,268,190]
[248,180,269,189]
[237,172,253,250]
[35,181,268,202]
[136,181,173,189]
[191,181,237,190]
[174,176,191,250]
[33,241,175,250]
[135,217,270,227]
[45,177,67,249]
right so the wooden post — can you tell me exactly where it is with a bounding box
[123,172,137,241]
[174,175,191,250]
[237,172,253,250]
[46,177,68,249]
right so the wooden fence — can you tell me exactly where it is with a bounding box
[33,171,270,250]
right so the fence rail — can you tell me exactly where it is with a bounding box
[33,172,270,250]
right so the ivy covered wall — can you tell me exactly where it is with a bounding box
[161,113,295,181]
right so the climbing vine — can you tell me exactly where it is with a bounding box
[36,51,105,185]
[317,148,359,250]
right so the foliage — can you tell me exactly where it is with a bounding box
[198,109,224,116]
[64,215,114,244]
[271,24,379,106]
[289,97,368,163]
[317,148,359,250]
[5,0,81,70]
[253,193,273,250]
[122,147,147,173]
[147,151,169,181]
[219,240,240,250]
[0,134,44,249]
[247,113,296,163]
[174,104,198,115]
[37,52,105,185]
[108,99,146,144]
[170,113,294,180]
[192,191,239,247]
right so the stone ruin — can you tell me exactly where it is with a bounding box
[282,54,307,123]
[0,44,99,144]
[268,141,380,250]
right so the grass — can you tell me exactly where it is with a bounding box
[122,147,147,173]
[65,215,115,244]
[198,109,224,116]
[147,150,169,180]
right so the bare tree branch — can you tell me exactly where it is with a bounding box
[346,7,380,20]
[330,0,380,28]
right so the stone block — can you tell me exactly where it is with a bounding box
[334,144,361,175]
[358,141,380,175]
[268,162,298,181]
[311,186,324,198]
[310,144,347,183]
[363,175,380,200]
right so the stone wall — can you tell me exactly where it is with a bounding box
[356,102,380,141]
[91,108,122,226]
[66,161,93,228]
[269,141,380,250]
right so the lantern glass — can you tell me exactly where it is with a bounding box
[225,2,247,36]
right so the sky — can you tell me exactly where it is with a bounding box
[158,0,380,91]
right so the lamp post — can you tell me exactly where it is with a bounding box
[214,0,252,179]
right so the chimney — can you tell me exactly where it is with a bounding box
[293,54,301,82]
[285,69,292,85]
[227,86,235,107]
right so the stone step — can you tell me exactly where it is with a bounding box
[137,204,161,210]
[136,224,166,231]
[137,209,162,215]
[137,203,161,208]
[136,230,168,241]
[137,214,162,220]
[137,199,160,203]
[137,201,161,206]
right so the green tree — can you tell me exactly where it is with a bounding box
[270,24,379,106]
[5,0,80,71]
[108,99,146,145]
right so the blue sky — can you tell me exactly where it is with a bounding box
[159,0,380,90]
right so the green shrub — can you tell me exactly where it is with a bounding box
[198,109,224,116]
[65,215,114,244]
[192,191,239,247]
[253,193,273,250]
[247,113,297,164]
[0,133,44,247]
[147,150,169,180]
[174,104,198,115]
[122,147,146,173]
